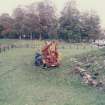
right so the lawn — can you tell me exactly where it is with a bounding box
[0,40,105,105]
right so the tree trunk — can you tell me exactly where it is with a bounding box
[39,33,42,40]
[30,33,33,40]
[19,34,22,40]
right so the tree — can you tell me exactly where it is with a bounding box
[12,7,25,39]
[0,13,14,38]
[22,13,40,39]
[0,25,4,38]
[59,0,81,42]
[80,11,101,41]
[23,4,41,39]
[0,0,102,41]
[37,0,57,39]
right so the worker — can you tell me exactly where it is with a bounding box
[35,50,43,66]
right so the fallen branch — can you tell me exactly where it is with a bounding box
[74,64,104,88]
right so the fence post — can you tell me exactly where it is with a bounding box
[0,47,1,53]
[3,46,5,52]
[0,44,1,53]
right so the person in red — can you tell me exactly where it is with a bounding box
[42,41,60,68]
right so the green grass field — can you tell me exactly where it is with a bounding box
[0,40,105,105]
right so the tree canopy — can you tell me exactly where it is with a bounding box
[0,0,103,41]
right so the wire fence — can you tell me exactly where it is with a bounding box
[0,42,101,54]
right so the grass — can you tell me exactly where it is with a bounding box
[0,40,105,105]
[0,39,18,44]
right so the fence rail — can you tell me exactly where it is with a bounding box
[0,42,100,54]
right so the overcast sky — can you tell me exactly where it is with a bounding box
[0,0,105,27]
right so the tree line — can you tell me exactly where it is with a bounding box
[0,0,103,42]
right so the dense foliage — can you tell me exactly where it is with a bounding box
[0,0,103,41]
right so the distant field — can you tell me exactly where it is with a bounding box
[0,39,18,44]
[0,39,105,105]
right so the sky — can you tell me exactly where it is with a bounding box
[0,0,105,27]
